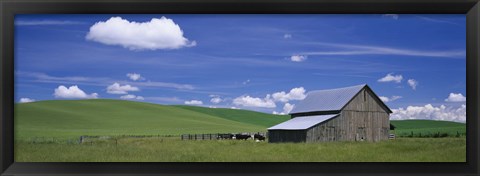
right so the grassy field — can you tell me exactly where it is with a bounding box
[15,99,288,140]
[14,99,467,162]
[15,137,466,162]
[391,120,466,137]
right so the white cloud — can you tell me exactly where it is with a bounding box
[272,87,306,103]
[106,83,139,94]
[382,14,399,20]
[407,79,418,90]
[242,79,250,85]
[283,103,294,114]
[378,73,403,83]
[302,42,465,58]
[184,100,203,105]
[86,16,196,50]
[19,98,35,103]
[210,97,222,104]
[54,85,98,99]
[233,95,276,108]
[290,55,307,62]
[273,103,294,115]
[284,34,292,39]
[391,104,466,122]
[445,93,466,102]
[120,94,144,100]
[379,95,402,103]
[272,111,285,115]
[126,73,144,81]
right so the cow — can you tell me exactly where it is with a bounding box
[217,133,234,140]
[234,133,251,140]
[253,134,266,141]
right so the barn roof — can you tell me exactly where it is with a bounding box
[267,114,339,130]
[289,84,392,114]
[290,84,365,114]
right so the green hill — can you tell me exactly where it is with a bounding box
[172,105,290,127]
[391,120,466,137]
[15,99,288,140]
[15,99,466,140]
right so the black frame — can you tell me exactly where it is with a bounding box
[1,0,479,175]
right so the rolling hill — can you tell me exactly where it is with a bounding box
[15,99,466,140]
[14,99,289,139]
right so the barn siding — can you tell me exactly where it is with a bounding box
[304,88,390,143]
[268,130,306,143]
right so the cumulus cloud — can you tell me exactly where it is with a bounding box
[379,95,402,103]
[126,73,144,81]
[184,100,203,105]
[209,96,222,104]
[86,16,196,50]
[273,103,295,115]
[284,34,292,39]
[283,103,294,114]
[54,85,98,99]
[290,55,307,62]
[272,111,285,115]
[391,104,466,122]
[233,95,276,108]
[272,87,306,103]
[106,83,139,94]
[120,94,144,100]
[19,98,35,103]
[445,93,466,102]
[378,73,403,83]
[407,79,418,90]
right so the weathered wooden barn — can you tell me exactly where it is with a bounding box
[268,84,392,143]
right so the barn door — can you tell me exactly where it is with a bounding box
[356,127,366,141]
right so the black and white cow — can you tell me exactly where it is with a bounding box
[217,133,234,140]
[234,133,251,140]
[253,134,266,141]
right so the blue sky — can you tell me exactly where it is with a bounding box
[14,14,467,122]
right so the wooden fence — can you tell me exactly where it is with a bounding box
[181,132,267,141]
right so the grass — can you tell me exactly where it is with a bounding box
[14,99,467,162]
[173,105,290,127]
[391,120,466,137]
[15,99,288,140]
[15,137,466,162]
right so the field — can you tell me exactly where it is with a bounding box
[391,120,466,137]
[15,99,289,140]
[14,99,467,162]
[15,137,466,162]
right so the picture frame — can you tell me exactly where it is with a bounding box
[1,0,479,175]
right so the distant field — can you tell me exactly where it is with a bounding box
[15,137,466,162]
[391,120,466,137]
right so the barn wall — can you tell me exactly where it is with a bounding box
[342,88,390,142]
[305,88,390,142]
[268,130,306,143]
[306,116,344,142]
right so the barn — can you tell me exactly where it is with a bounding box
[268,84,392,143]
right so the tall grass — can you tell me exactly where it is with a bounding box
[15,137,466,162]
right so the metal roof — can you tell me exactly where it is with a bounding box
[267,114,339,130]
[289,84,366,114]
